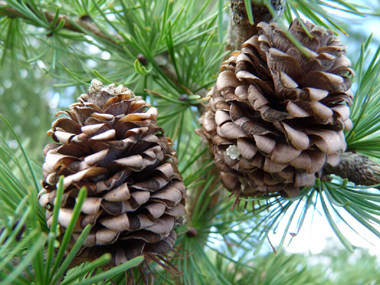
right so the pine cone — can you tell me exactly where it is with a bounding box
[199,19,353,199]
[39,80,186,269]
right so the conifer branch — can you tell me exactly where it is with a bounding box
[0,1,208,95]
[0,1,120,42]
[324,152,380,188]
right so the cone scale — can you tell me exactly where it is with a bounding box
[39,80,186,268]
[199,19,353,198]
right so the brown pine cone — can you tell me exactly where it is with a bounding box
[38,80,186,269]
[199,19,353,199]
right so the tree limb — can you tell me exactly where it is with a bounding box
[0,2,208,95]
[0,1,120,42]
[324,152,380,188]
[226,0,286,52]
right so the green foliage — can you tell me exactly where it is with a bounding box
[346,36,380,160]
[171,177,260,285]
[233,246,380,285]
[284,0,373,35]
[1,0,380,284]
[319,243,380,284]
[0,64,52,160]
[236,252,328,285]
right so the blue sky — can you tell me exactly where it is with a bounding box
[273,0,380,258]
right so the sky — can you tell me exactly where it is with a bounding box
[270,0,380,259]
[269,200,380,257]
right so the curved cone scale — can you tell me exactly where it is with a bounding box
[145,215,175,234]
[295,172,316,187]
[310,101,333,118]
[216,70,240,90]
[54,131,76,144]
[95,228,120,245]
[306,129,342,154]
[268,48,304,79]
[248,85,269,109]
[63,167,109,190]
[237,138,258,160]
[289,152,312,169]
[220,171,239,190]
[217,122,246,139]
[286,101,312,118]
[80,197,103,215]
[263,172,279,185]
[52,118,82,134]
[165,203,186,217]
[283,185,300,197]
[263,158,288,173]
[203,112,217,134]
[271,144,301,163]
[150,186,183,208]
[248,170,265,186]
[281,123,310,150]
[39,80,186,268]
[100,214,130,232]
[115,248,128,266]
[306,150,326,174]
[278,166,295,181]
[215,110,231,126]
[332,104,350,121]
[304,88,329,101]
[90,129,116,141]
[43,153,79,173]
[143,230,176,255]
[84,149,109,166]
[326,153,340,167]
[199,19,351,199]
[134,213,156,229]
[103,183,131,201]
[254,135,276,155]
[235,85,249,100]
[144,203,166,220]
[344,119,353,131]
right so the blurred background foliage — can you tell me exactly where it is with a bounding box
[1,0,380,284]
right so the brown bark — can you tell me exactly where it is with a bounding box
[226,0,286,52]
[324,152,380,188]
